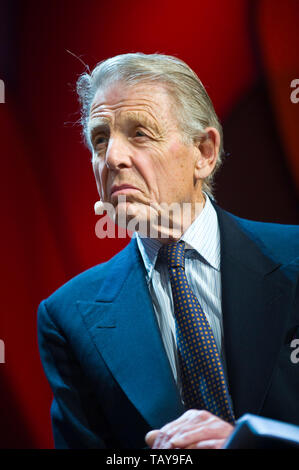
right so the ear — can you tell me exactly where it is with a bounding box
[194,127,220,180]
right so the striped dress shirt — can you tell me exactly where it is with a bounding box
[135,193,232,406]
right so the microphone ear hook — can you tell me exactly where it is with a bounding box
[94,200,104,215]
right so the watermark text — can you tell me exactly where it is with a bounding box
[94,196,204,240]
[0,80,4,103]
[0,339,5,363]
[290,79,299,103]
[290,338,299,364]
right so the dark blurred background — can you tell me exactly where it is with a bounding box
[0,0,298,448]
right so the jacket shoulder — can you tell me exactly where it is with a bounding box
[227,211,299,264]
[42,241,133,312]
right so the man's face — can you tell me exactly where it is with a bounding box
[89,81,203,230]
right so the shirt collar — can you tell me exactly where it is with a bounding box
[135,193,220,280]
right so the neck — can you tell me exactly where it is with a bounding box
[148,193,206,244]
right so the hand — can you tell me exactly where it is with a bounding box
[145,409,234,449]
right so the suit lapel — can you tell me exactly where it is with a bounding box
[214,203,295,418]
[77,239,184,430]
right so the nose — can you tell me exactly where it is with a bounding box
[105,135,132,171]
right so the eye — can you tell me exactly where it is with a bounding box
[135,130,148,138]
[95,136,107,144]
[93,136,108,149]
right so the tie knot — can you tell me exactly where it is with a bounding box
[159,241,185,269]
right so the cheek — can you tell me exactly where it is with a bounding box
[168,143,195,178]
[134,154,158,188]
[93,160,107,198]
[169,141,183,160]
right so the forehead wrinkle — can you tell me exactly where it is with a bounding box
[90,98,159,119]
[89,104,164,136]
[90,92,162,112]
[89,87,172,120]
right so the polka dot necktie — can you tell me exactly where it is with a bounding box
[160,241,235,424]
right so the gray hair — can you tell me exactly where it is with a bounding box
[76,52,224,196]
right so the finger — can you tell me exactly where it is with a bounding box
[145,413,196,448]
[169,423,215,448]
[152,432,175,449]
[165,410,213,438]
[160,409,210,436]
[187,438,226,449]
[148,409,214,449]
[169,418,233,448]
[145,430,160,447]
[161,418,213,447]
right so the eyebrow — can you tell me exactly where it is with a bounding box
[127,111,161,134]
[88,111,161,140]
[88,117,110,136]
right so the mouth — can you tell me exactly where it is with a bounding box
[110,184,140,197]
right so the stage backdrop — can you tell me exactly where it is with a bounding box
[0,0,298,448]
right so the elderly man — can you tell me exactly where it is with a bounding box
[37,53,299,449]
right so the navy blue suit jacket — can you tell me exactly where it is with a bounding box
[37,203,299,448]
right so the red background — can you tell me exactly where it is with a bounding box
[0,0,298,448]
